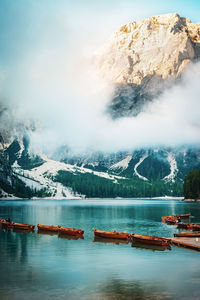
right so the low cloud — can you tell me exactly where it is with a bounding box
[0,2,200,154]
[25,60,200,153]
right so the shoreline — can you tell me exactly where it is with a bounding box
[0,196,184,201]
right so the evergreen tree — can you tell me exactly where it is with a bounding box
[184,169,200,199]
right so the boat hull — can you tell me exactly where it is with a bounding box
[131,234,171,246]
[162,214,190,223]
[58,226,84,236]
[165,218,178,225]
[37,224,59,232]
[174,232,200,237]
[177,223,200,231]
[177,223,191,229]
[93,229,130,240]
[12,223,35,231]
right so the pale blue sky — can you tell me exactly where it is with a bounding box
[0,0,200,66]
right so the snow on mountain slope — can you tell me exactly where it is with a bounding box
[12,156,126,198]
[134,154,149,181]
[13,159,80,199]
[37,156,125,181]
[110,154,132,172]
[163,152,178,182]
[16,174,43,191]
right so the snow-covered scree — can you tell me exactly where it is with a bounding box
[110,154,132,172]
[134,154,149,181]
[12,156,126,199]
[163,152,178,182]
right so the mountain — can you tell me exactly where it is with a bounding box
[95,13,200,117]
[0,13,200,198]
[1,137,200,199]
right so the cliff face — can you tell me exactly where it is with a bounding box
[95,13,200,117]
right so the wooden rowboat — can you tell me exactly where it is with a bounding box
[177,222,192,229]
[131,234,171,246]
[191,224,200,231]
[162,214,190,223]
[58,226,84,236]
[12,222,35,231]
[93,228,130,240]
[162,216,178,224]
[174,232,200,237]
[173,214,190,219]
[177,223,200,231]
[37,224,59,232]
[165,218,178,225]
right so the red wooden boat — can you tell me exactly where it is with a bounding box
[165,217,178,225]
[191,224,200,231]
[93,228,130,239]
[58,226,84,237]
[12,222,35,231]
[37,224,59,232]
[177,223,200,231]
[177,222,192,229]
[162,216,178,224]
[0,218,5,223]
[131,234,171,246]
[173,214,190,219]
[174,232,200,237]
[162,214,190,223]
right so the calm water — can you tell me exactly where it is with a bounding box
[0,198,200,300]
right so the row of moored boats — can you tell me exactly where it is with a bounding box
[1,213,199,247]
[162,214,200,237]
[0,218,170,246]
[0,219,84,237]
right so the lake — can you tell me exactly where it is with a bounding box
[0,198,200,300]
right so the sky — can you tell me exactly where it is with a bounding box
[0,0,200,154]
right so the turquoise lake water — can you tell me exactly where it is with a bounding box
[0,198,200,300]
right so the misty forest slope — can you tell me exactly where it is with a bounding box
[0,13,200,198]
[0,137,200,198]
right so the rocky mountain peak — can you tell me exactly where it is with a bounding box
[95,13,200,117]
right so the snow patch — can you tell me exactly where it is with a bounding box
[134,154,148,181]
[163,152,178,182]
[110,154,132,171]
[16,174,43,191]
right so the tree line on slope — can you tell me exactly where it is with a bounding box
[184,169,200,200]
[54,170,183,198]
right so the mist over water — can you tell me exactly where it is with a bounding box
[0,1,200,154]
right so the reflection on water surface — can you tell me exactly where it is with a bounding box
[0,198,200,300]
